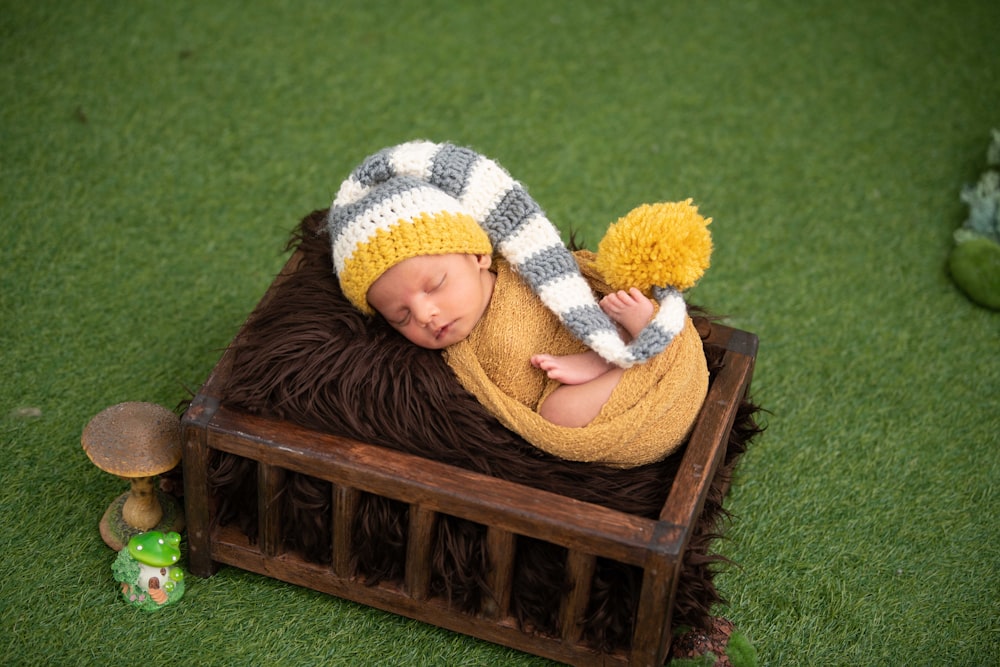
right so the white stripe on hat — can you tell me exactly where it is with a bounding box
[536,273,599,314]
[652,290,688,335]
[334,175,369,208]
[389,140,439,181]
[496,214,564,265]
[461,155,516,222]
[584,329,636,367]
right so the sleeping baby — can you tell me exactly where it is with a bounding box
[327,141,712,467]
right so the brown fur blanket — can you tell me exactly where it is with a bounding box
[209,209,762,651]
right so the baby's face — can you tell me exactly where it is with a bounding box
[367,253,495,349]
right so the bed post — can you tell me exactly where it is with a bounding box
[181,392,221,577]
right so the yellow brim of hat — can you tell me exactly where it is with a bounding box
[340,210,493,314]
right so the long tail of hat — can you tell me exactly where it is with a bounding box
[332,140,692,368]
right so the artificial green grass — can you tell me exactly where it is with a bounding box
[3,1,998,665]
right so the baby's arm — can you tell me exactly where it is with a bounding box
[531,289,654,386]
[530,287,656,427]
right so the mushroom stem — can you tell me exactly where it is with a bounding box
[122,476,163,531]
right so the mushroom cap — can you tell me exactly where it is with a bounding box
[127,530,182,567]
[82,402,181,477]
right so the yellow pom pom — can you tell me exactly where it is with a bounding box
[595,200,712,293]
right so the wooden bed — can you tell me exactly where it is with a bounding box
[180,213,759,666]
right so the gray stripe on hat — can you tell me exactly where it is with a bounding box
[429,144,478,198]
[482,185,541,244]
[327,175,426,244]
[561,304,619,336]
[627,322,678,361]
[516,245,581,288]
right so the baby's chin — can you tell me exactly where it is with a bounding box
[430,330,465,349]
[428,323,474,349]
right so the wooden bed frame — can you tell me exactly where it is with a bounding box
[180,253,758,666]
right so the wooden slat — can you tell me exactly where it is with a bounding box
[659,345,754,529]
[641,324,757,663]
[405,505,437,600]
[630,526,679,666]
[210,536,631,667]
[258,462,286,557]
[559,549,597,644]
[483,527,516,619]
[332,484,360,578]
[180,393,219,577]
[202,410,660,566]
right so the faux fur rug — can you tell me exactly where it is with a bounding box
[209,209,762,652]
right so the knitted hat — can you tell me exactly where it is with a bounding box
[327,140,708,368]
[327,174,492,314]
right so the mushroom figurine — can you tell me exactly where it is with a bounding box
[112,530,186,610]
[81,402,185,551]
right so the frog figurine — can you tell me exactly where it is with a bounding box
[112,530,186,610]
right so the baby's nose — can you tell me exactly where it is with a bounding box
[413,299,437,326]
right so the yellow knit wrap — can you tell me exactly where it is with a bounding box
[444,253,709,467]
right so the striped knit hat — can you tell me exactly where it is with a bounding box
[327,140,695,368]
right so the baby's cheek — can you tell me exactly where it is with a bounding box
[402,327,431,347]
